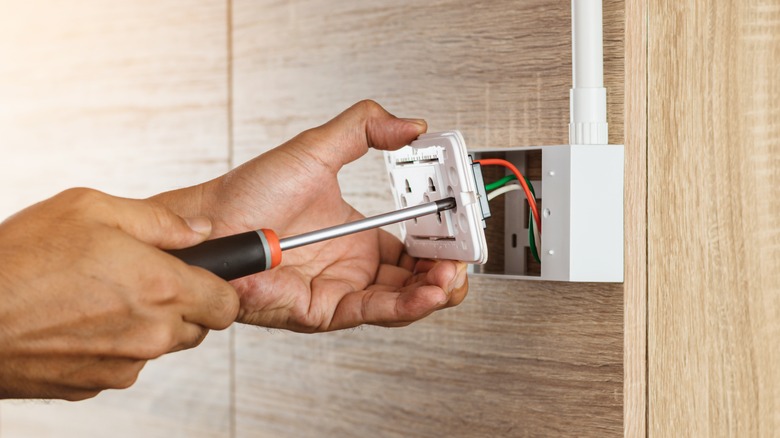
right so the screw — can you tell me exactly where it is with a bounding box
[548,250,555,256]
[548,171,555,176]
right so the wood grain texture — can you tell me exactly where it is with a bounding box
[0,1,232,436]
[0,0,230,217]
[648,0,780,436]
[231,1,629,436]
[623,0,647,437]
[235,280,623,437]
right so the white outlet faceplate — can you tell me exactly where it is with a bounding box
[385,131,488,264]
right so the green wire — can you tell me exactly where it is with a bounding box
[484,174,541,263]
[526,178,541,263]
[484,174,517,191]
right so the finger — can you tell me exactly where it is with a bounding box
[412,259,438,275]
[292,100,428,171]
[170,323,210,353]
[119,204,212,249]
[378,229,404,266]
[447,274,469,308]
[374,264,413,288]
[78,359,147,391]
[173,264,240,330]
[398,251,417,272]
[327,285,448,331]
[406,260,459,287]
[142,248,239,330]
[107,197,213,250]
[51,357,147,392]
[405,261,468,307]
[61,188,213,249]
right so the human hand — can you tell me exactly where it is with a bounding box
[154,100,469,332]
[0,188,239,400]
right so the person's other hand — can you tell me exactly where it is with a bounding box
[0,189,239,400]
[154,101,468,332]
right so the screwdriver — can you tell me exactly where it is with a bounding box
[167,197,457,281]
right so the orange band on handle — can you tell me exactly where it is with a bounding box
[261,229,282,269]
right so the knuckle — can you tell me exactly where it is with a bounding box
[60,187,103,206]
[55,187,113,218]
[111,367,143,390]
[146,271,184,305]
[355,99,382,116]
[290,305,327,334]
[136,326,176,360]
[63,390,101,402]
[210,285,239,330]
[144,201,179,233]
[186,327,209,349]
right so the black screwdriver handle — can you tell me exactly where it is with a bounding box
[166,229,282,281]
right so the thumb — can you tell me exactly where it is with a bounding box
[104,198,213,250]
[289,100,428,172]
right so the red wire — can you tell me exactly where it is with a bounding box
[475,158,542,233]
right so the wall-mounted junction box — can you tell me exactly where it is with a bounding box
[385,131,624,283]
[470,145,624,282]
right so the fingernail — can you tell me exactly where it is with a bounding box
[184,216,212,236]
[448,264,467,293]
[401,118,427,129]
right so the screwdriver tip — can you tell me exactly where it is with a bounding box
[435,197,457,212]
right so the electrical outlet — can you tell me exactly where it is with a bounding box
[385,131,488,264]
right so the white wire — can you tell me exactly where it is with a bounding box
[529,213,541,252]
[487,183,542,246]
[487,183,522,201]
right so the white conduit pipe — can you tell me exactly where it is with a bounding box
[570,0,609,145]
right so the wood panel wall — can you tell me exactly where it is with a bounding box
[0,1,652,437]
[0,1,233,437]
[648,0,780,436]
[230,1,630,437]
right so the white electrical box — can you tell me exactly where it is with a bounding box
[384,130,624,283]
[470,145,624,283]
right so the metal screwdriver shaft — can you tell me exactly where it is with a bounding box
[169,197,456,281]
[280,197,456,251]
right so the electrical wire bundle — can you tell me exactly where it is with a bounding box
[475,159,541,263]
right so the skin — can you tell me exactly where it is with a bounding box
[154,100,469,332]
[0,100,468,400]
[0,189,238,400]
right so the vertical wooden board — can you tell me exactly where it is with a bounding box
[0,1,233,437]
[622,0,647,437]
[648,0,780,436]
[232,1,628,436]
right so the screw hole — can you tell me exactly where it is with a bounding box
[405,180,411,193]
[436,211,442,223]
[428,177,436,192]
[447,186,457,213]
